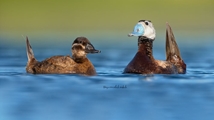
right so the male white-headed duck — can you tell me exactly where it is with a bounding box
[26,37,100,76]
[124,20,186,74]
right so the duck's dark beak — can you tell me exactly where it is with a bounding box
[85,43,101,53]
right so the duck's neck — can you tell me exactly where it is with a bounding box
[138,36,155,60]
[72,55,87,63]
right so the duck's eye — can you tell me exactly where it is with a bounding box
[80,41,87,46]
[145,22,149,25]
[82,42,87,46]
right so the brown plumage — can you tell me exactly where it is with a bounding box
[124,21,186,74]
[26,37,100,76]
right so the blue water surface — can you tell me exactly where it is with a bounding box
[1,37,214,120]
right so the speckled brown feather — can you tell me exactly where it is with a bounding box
[30,56,96,75]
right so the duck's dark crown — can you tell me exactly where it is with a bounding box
[138,20,151,22]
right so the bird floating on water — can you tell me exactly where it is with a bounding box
[124,20,186,74]
[25,36,100,76]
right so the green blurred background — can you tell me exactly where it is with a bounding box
[0,0,214,45]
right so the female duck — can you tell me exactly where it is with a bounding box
[124,20,186,74]
[26,37,100,76]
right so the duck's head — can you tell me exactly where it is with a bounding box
[71,37,100,61]
[128,20,156,40]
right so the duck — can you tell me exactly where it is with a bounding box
[25,36,100,76]
[124,20,186,74]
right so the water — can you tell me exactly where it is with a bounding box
[1,38,214,120]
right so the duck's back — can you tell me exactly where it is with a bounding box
[27,55,96,75]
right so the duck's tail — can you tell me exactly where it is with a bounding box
[165,23,186,73]
[25,36,38,73]
[26,36,35,62]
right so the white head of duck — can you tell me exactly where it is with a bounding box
[128,20,156,40]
